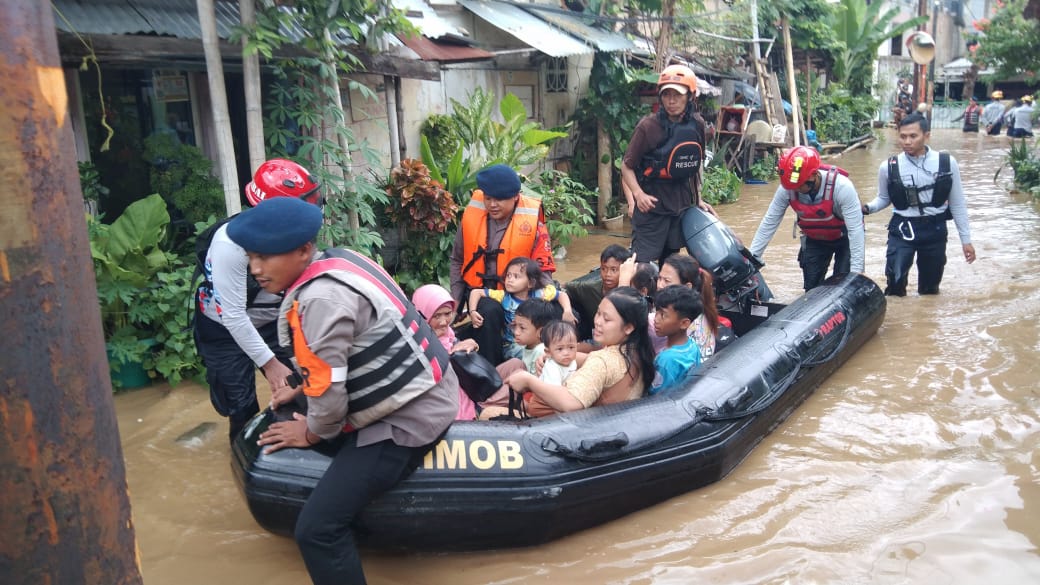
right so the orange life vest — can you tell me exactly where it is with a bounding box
[460,190,550,289]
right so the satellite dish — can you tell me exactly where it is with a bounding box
[906,32,936,65]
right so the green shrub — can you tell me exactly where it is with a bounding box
[997,139,1040,198]
[702,165,742,205]
[526,170,596,250]
[420,114,460,166]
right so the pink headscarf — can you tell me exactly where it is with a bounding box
[411,284,475,421]
[412,284,455,323]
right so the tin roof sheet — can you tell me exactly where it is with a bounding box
[520,4,636,53]
[457,0,594,58]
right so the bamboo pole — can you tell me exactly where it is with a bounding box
[197,0,241,215]
[240,0,265,174]
[597,121,612,224]
[781,18,802,147]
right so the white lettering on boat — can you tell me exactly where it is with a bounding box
[422,439,525,470]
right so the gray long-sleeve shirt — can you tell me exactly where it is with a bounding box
[864,147,972,245]
[197,224,283,367]
[749,171,865,273]
[981,101,1005,127]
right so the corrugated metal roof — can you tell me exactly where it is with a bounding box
[520,4,636,53]
[52,0,240,39]
[395,0,463,40]
[457,0,594,58]
[399,35,495,62]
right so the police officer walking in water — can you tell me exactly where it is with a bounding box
[621,63,714,264]
[863,113,976,296]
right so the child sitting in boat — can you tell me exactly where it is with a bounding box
[477,299,559,415]
[412,284,480,420]
[654,254,732,359]
[649,285,703,394]
[539,320,579,385]
[496,287,656,418]
[469,257,575,360]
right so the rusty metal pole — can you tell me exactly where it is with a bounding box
[0,3,143,584]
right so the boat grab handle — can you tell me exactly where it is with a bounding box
[539,432,630,460]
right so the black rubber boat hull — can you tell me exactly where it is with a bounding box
[231,273,885,551]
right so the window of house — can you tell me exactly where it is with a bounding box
[545,57,568,93]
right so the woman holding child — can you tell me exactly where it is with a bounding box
[498,287,655,418]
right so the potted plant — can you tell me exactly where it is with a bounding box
[385,158,460,292]
[78,161,109,217]
[602,197,626,231]
[88,193,174,389]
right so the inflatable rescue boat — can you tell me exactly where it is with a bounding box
[231,272,885,551]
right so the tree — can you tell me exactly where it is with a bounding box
[972,0,1040,85]
[241,0,413,252]
[826,0,926,94]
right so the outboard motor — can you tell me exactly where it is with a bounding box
[681,206,772,311]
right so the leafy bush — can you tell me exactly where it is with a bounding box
[143,134,225,226]
[420,114,460,166]
[88,194,174,388]
[747,152,779,181]
[138,262,203,386]
[385,159,460,292]
[78,161,109,207]
[811,86,879,144]
[526,170,596,249]
[997,139,1040,198]
[702,165,742,205]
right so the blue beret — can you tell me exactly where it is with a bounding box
[226,197,322,254]
[476,164,521,199]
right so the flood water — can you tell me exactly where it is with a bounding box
[117,129,1040,584]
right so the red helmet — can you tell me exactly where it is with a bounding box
[778,146,821,190]
[245,159,321,206]
[657,64,699,97]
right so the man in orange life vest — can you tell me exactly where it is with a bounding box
[621,63,713,264]
[748,146,865,290]
[450,164,556,365]
[229,196,457,585]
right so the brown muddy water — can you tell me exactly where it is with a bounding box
[118,129,1040,584]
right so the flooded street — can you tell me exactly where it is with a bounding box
[117,129,1040,584]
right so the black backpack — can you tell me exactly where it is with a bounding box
[194,215,274,308]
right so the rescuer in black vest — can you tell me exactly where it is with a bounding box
[862,113,976,296]
[621,64,713,264]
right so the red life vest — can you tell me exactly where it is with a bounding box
[788,165,849,241]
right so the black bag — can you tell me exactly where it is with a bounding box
[450,351,501,403]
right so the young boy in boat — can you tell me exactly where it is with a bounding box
[227,197,457,585]
[649,285,703,395]
[497,287,656,418]
[566,244,632,349]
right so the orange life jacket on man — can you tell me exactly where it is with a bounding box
[460,190,555,289]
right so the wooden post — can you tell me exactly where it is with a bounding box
[782,18,802,146]
[240,0,265,174]
[805,53,812,133]
[597,121,612,224]
[0,2,143,583]
[197,0,241,215]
